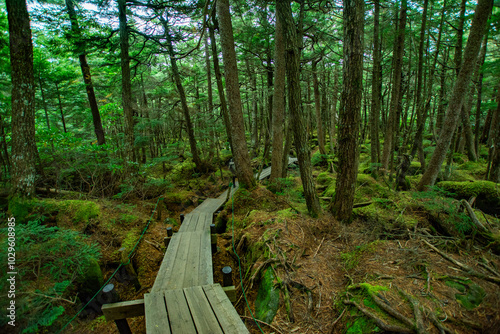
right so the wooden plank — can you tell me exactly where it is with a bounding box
[102,299,145,321]
[152,231,184,292]
[184,286,223,334]
[164,289,197,333]
[178,213,197,233]
[166,232,194,289]
[203,284,249,334]
[144,293,171,334]
[182,231,202,287]
[198,228,213,286]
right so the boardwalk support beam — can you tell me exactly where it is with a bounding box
[210,224,217,254]
[101,284,133,334]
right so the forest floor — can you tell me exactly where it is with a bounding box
[3,148,500,334]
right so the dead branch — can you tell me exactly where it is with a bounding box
[343,299,414,333]
[422,239,500,285]
[353,201,373,209]
[313,237,325,258]
[329,308,346,334]
[427,309,453,334]
[460,200,489,233]
[240,315,285,334]
[145,239,162,252]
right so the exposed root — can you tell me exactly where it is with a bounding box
[240,315,285,334]
[398,287,428,334]
[343,299,414,333]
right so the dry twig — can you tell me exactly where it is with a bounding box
[240,315,285,334]
[313,237,325,258]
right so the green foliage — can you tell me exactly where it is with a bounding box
[445,279,485,310]
[316,172,334,186]
[0,220,100,331]
[8,197,36,223]
[169,159,197,181]
[267,177,295,194]
[341,241,383,270]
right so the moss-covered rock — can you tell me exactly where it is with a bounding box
[255,268,280,324]
[77,258,103,300]
[436,181,500,215]
[8,197,36,223]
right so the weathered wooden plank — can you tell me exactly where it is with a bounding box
[198,228,213,286]
[178,213,197,233]
[164,289,197,333]
[144,293,171,334]
[203,284,249,334]
[167,232,195,289]
[184,286,223,334]
[151,231,184,292]
[101,299,145,321]
[182,231,202,287]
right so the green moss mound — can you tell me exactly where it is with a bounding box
[436,181,500,215]
[255,268,280,324]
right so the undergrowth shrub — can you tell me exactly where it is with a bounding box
[0,220,100,332]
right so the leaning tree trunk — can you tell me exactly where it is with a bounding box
[216,0,256,188]
[163,17,203,172]
[330,0,364,222]
[118,0,135,162]
[208,16,233,154]
[65,0,105,145]
[270,11,285,183]
[417,0,493,190]
[7,0,38,198]
[277,0,321,217]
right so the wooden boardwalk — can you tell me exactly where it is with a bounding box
[103,159,297,333]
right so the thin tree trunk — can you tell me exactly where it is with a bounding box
[312,59,326,155]
[370,0,381,175]
[163,16,203,171]
[487,84,500,182]
[418,0,493,190]
[205,24,215,160]
[330,68,339,153]
[55,82,67,133]
[330,0,364,222]
[474,33,488,156]
[65,0,105,145]
[208,17,233,153]
[381,0,407,173]
[277,0,321,217]
[216,0,256,188]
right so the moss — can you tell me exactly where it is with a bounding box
[169,159,197,181]
[341,241,384,270]
[346,317,379,334]
[119,213,139,225]
[316,172,334,186]
[8,197,36,223]
[120,228,141,254]
[35,199,100,224]
[276,208,296,219]
[456,284,485,310]
[77,258,103,299]
[457,161,487,176]
[255,268,280,324]
[437,181,500,207]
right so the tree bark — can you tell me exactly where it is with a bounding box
[381,0,407,173]
[312,59,326,155]
[270,11,285,182]
[118,0,135,162]
[417,0,493,190]
[277,0,321,217]
[55,81,67,133]
[7,0,38,197]
[65,0,105,145]
[370,0,381,175]
[474,33,488,155]
[216,0,256,188]
[487,84,500,182]
[330,0,364,222]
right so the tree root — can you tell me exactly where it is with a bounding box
[249,258,279,289]
[427,310,453,334]
[343,299,414,333]
[397,288,428,334]
[422,239,500,285]
[240,315,285,334]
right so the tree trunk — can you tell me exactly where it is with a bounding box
[118,0,135,162]
[381,0,407,173]
[208,17,233,153]
[417,0,493,190]
[370,0,381,175]
[474,32,488,156]
[55,81,67,133]
[270,11,285,182]
[330,68,339,153]
[277,0,321,217]
[487,84,500,182]
[163,17,203,171]
[7,0,38,197]
[205,24,215,159]
[216,0,256,188]
[65,0,105,145]
[330,0,364,222]
[312,59,326,155]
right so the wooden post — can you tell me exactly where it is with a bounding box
[210,224,217,254]
[119,248,141,291]
[101,284,132,334]
[222,266,232,287]
[180,214,185,223]
[164,227,173,248]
